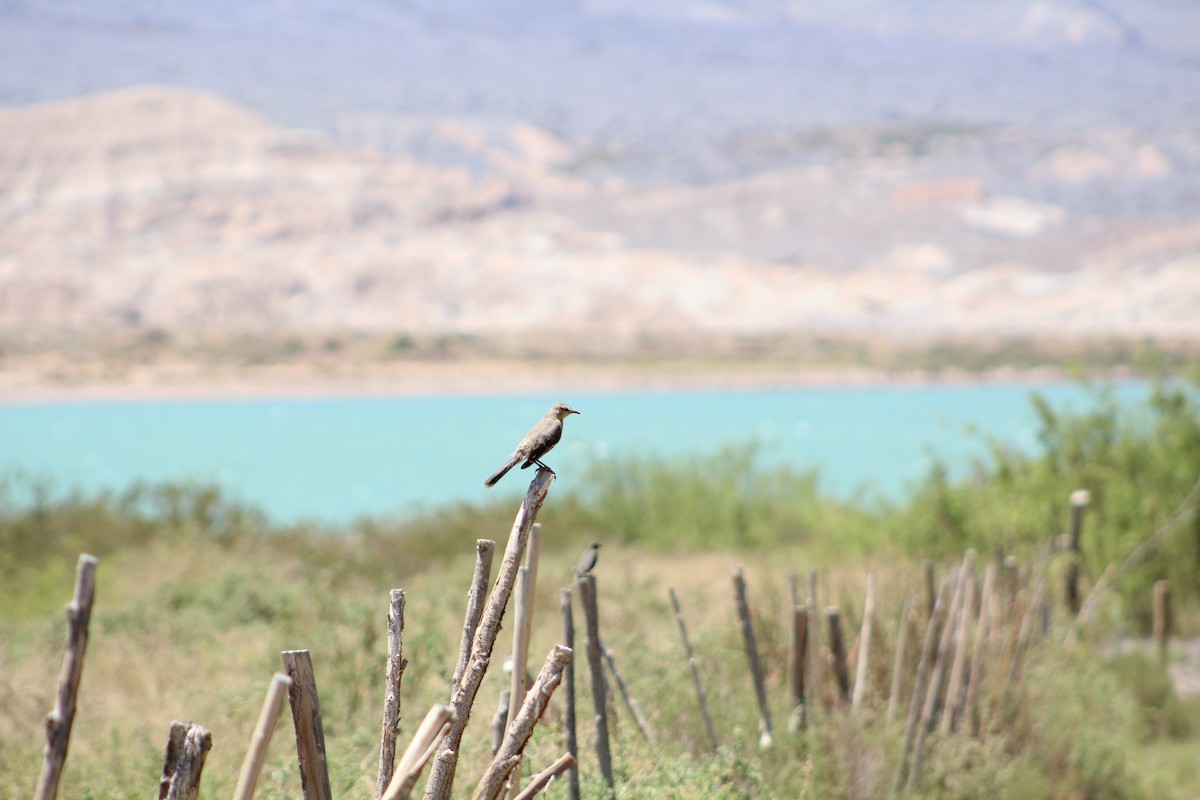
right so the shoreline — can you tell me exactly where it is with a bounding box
[0,360,1139,404]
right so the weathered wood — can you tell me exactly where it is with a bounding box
[788,603,808,733]
[1154,580,1172,667]
[895,578,948,793]
[942,562,976,734]
[560,589,581,800]
[378,589,409,800]
[885,594,913,728]
[233,672,293,800]
[1064,489,1090,614]
[668,587,720,750]
[35,553,98,800]
[512,753,576,800]
[596,637,653,743]
[733,566,773,747]
[424,469,555,800]
[158,721,213,800]
[491,691,511,756]
[923,560,936,620]
[452,540,496,691]
[382,704,456,800]
[281,650,333,800]
[963,560,997,737]
[826,607,851,707]
[506,566,534,797]
[807,571,823,714]
[851,573,876,712]
[473,645,573,800]
[579,576,615,795]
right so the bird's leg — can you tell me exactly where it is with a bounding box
[533,459,555,474]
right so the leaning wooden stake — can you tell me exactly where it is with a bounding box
[233,672,293,800]
[942,561,976,734]
[424,469,555,800]
[599,637,655,743]
[281,650,333,800]
[733,566,773,747]
[922,561,936,620]
[895,578,948,793]
[474,645,573,800]
[851,573,876,712]
[963,560,997,737]
[885,594,913,728]
[561,589,581,800]
[668,587,720,750]
[1064,489,1090,615]
[788,603,809,733]
[827,607,852,707]
[378,589,409,800]
[158,721,213,800]
[34,553,98,800]
[506,566,534,797]
[382,704,456,800]
[807,571,823,714]
[452,540,496,691]
[512,753,576,800]
[1154,580,1172,667]
[579,576,615,796]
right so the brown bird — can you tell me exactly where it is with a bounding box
[483,402,581,487]
[574,542,602,579]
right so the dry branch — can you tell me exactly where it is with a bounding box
[561,589,581,800]
[885,594,913,728]
[453,541,496,691]
[281,649,333,800]
[378,589,409,800]
[895,577,948,793]
[506,566,534,796]
[512,753,576,800]
[599,637,655,743]
[733,566,773,747]
[942,562,976,734]
[233,672,293,800]
[382,704,456,800]
[579,575,615,795]
[669,587,720,750]
[34,553,98,800]
[158,721,212,800]
[963,560,997,737]
[851,573,876,712]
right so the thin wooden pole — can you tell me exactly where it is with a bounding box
[512,753,576,800]
[281,650,332,800]
[233,672,293,800]
[452,541,496,691]
[827,607,851,707]
[560,589,581,800]
[35,553,98,800]
[378,589,409,800]
[807,571,823,714]
[963,560,996,737]
[158,721,213,800]
[474,645,573,800]
[424,469,555,800]
[490,691,511,756]
[788,603,808,733]
[941,562,976,734]
[382,704,456,800]
[895,578,948,794]
[1064,489,1090,614]
[668,587,720,750]
[598,637,655,743]
[506,567,534,797]
[578,576,615,796]
[851,573,876,712]
[1154,580,1172,667]
[733,566,773,748]
[885,594,913,728]
[923,561,936,621]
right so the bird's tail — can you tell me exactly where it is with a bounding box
[483,453,522,487]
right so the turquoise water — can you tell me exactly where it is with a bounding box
[0,382,1147,523]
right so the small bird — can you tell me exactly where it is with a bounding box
[574,542,602,579]
[483,402,581,487]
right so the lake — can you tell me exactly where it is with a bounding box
[0,381,1147,524]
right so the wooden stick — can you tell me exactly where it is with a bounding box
[963,560,996,737]
[281,650,333,800]
[941,562,976,734]
[560,589,581,800]
[1154,580,1172,667]
[851,573,876,712]
[382,704,456,800]
[424,469,555,800]
[579,576,615,795]
[807,571,823,715]
[733,566,773,747]
[378,589,409,800]
[895,578,948,793]
[923,561,936,621]
[233,672,293,800]
[1064,490,1090,614]
[597,637,655,743]
[512,753,576,800]
[491,691,511,756]
[452,541,496,691]
[826,607,851,707]
[158,721,213,800]
[34,553,98,800]
[885,594,913,728]
[668,587,720,750]
[473,645,573,800]
[788,603,808,733]
[506,566,534,797]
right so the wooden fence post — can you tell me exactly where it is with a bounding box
[382,704,456,800]
[282,650,333,800]
[1064,489,1090,614]
[788,603,808,732]
[452,541,496,691]
[851,573,876,712]
[378,589,409,800]
[733,566,773,748]
[895,578,948,793]
[668,587,720,751]
[158,721,213,800]
[560,589,581,800]
[923,561,936,621]
[885,594,913,728]
[1154,580,1172,667]
[807,571,823,715]
[233,672,293,800]
[963,560,996,737]
[506,566,534,797]
[579,576,615,796]
[942,560,976,734]
[34,553,98,800]
[424,469,555,800]
[826,607,851,707]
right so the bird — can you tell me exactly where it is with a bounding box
[574,542,602,579]
[483,402,581,487]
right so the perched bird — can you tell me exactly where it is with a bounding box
[483,402,581,487]
[574,542,602,579]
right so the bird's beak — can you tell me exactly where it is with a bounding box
[570,408,581,415]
